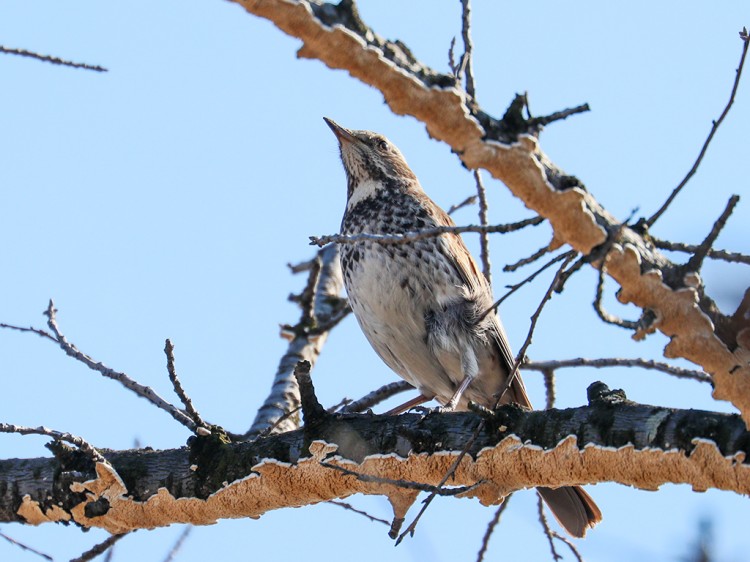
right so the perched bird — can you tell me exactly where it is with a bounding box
[324,117,602,538]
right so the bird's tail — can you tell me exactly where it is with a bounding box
[537,486,602,538]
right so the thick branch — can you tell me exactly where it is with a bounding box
[231,0,750,422]
[248,244,345,436]
[3,396,749,531]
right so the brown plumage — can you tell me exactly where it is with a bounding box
[325,117,602,538]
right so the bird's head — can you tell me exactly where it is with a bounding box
[324,117,417,200]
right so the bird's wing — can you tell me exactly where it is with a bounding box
[429,198,533,409]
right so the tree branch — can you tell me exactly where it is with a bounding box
[3,389,749,530]
[0,45,107,72]
[229,0,750,422]
[247,244,345,436]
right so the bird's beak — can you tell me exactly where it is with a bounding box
[324,117,357,145]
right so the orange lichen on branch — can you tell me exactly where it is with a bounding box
[17,437,750,533]
[232,0,750,422]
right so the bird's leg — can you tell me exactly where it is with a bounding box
[384,394,432,415]
[441,347,479,411]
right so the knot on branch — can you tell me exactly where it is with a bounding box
[587,381,628,405]
[46,440,97,474]
[293,360,328,425]
[476,93,591,147]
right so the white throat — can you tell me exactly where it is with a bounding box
[346,179,385,211]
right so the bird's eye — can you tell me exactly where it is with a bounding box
[377,139,389,151]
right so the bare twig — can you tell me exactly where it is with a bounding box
[322,462,480,497]
[0,423,106,463]
[327,500,390,526]
[474,170,492,284]
[448,36,460,78]
[310,216,544,247]
[459,0,476,99]
[0,45,107,72]
[42,300,197,431]
[503,243,552,272]
[528,103,591,128]
[0,532,53,561]
[594,258,640,330]
[0,322,57,342]
[339,380,413,413]
[652,238,750,265]
[537,496,563,561]
[495,253,578,405]
[476,495,513,562]
[162,526,192,562]
[70,533,129,562]
[299,255,323,327]
[551,531,585,562]
[447,194,478,215]
[287,257,317,274]
[686,195,740,272]
[481,250,577,322]
[645,29,749,227]
[523,357,711,383]
[164,340,207,430]
[250,406,302,440]
[308,300,351,335]
[395,424,484,545]
[542,369,556,410]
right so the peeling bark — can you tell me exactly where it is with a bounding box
[230,0,750,423]
[2,399,749,531]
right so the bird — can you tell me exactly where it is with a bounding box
[324,117,602,538]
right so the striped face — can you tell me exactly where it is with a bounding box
[324,118,416,201]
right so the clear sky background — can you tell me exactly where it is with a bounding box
[1,1,748,561]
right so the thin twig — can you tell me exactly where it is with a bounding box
[0,322,57,342]
[322,462,480,496]
[495,253,577,406]
[481,250,577,322]
[0,45,108,72]
[537,496,563,561]
[0,423,106,463]
[164,339,207,430]
[523,357,711,383]
[476,495,513,562]
[686,195,740,272]
[459,0,476,99]
[70,533,129,562]
[43,300,197,431]
[448,36,460,78]
[651,238,750,265]
[0,532,53,561]
[542,369,556,409]
[252,406,302,439]
[308,299,351,334]
[310,217,544,247]
[395,424,484,545]
[162,526,192,562]
[645,29,749,227]
[503,243,552,272]
[287,257,317,274]
[328,500,390,526]
[551,531,585,562]
[339,380,414,413]
[473,170,492,284]
[528,103,590,128]
[594,259,639,330]
[299,255,323,327]
[447,194,478,215]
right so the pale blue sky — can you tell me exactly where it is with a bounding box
[1,2,748,561]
